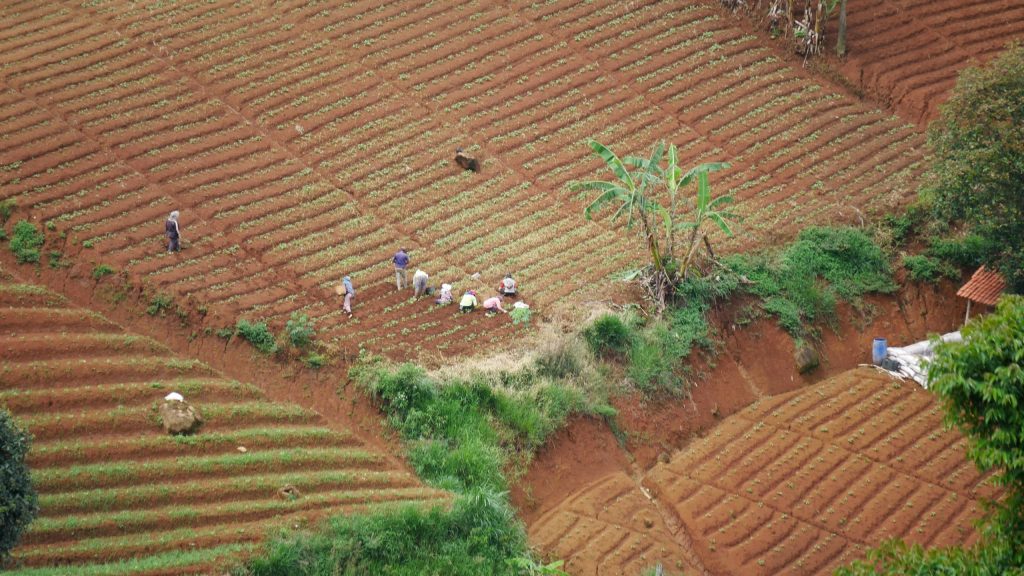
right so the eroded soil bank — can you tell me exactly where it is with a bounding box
[513,279,968,574]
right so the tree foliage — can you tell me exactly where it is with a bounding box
[924,43,1024,292]
[0,408,38,559]
[930,295,1024,552]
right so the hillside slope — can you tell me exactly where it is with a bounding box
[530,368,995,575]
[0,0,934,357]
[0,265,446,575]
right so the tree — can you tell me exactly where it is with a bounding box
[924,43,1024,292]
[929,295,1024,557]
[0,408,38,560]
[569,140,732,312]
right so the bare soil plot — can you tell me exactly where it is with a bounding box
[0,0,951,359]
[828,0,1024,123]
[530,368,993,575]
[0,266,446,575]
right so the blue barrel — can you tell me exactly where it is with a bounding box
[872,338,888,365]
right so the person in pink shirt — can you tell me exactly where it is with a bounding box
[482,295,507,316]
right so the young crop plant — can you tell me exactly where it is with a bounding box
[91,263,116,280]
[146,293,174,316]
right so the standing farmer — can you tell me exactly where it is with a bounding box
[165,211,181,253]
[413,269,429,298]
[341,275,355,318]
[392,247,410,290]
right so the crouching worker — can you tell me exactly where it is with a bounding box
[436,283,453,305]
[413,269,429,298]
[482,295,507,316]
[497,273,517,297]
[459,290,478,313]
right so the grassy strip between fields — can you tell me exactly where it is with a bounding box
[38,469,412,515]
[7,542,256,576]
[34,447,381,490]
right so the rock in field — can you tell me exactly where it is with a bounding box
[159,399,203,435]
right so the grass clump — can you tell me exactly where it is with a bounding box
[91,264,115,280]
[9,220,44,264]
[0,199,14,225]
[146,293,173,316]
[724,226,896,339]
[902,254,958,283]
[236,319,277,354]
[241,491,526,576]
[582,314,631,358]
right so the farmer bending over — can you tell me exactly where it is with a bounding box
[460,290,478,313]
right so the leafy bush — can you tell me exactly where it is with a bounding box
[509,306,531,325]
[9,220,43,264]
[91,263,115,280]
[242,490,526,576]
[302,352,326,369]
[0,409,38,559]
[902,254,957,283]
[725,226,895,339]
[582,314,632,358]
[236,319,278,354]
[146,293,173,316]
[926,234,996,269]
[285,312,315,349]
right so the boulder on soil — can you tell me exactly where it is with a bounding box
[794,343,820,374]
[278,484,301,500]
[158,399,203,435]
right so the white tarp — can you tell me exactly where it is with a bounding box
[877,331,962,388]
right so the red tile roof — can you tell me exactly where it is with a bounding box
[957,266,1005,306]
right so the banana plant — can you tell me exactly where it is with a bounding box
[571,139,733,312]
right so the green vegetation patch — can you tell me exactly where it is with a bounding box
[9,220,44,264]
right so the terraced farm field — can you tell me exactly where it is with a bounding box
[0,0,950,358]
[531,368,995,575]
[832,0,1024,123]
[0,266,447,575]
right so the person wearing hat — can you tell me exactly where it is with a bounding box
[497,273,517,297]
[165,210,181,253]
[459,289,478,313]
[413,269,429,298]
[392,247,410,290]
[435,283,453,305]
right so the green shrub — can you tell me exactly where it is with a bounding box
[302,352,326,369]
[582,314,632,358]
[242,491,526,576]
[0,199,14,225]
[509,306,531,325]
[903,255,958,283]
[627,323,684,396]
[9,220,43,264]
[285,312,315,349]
[236,319,278,354]
[725,226,895,339]
[0,409,38,558]
[146,293,173,316]
[216,327,235,340]
[91,263,115,280]
[926,234,996,269]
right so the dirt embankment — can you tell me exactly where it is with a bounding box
[513,279,969,574]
